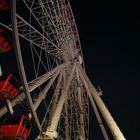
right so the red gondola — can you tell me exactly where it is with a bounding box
[0,115,31,139]
[0,0,10,11]
[0,74,20,100]
[0,28,12,53]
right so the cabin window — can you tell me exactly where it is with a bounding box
[4,116,21,125]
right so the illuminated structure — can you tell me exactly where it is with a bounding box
[0,0,126,139]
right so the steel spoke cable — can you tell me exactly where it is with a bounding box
[17,14,58,48]
[23,0,58,47]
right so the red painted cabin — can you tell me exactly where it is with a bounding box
[0,115,31,139]
[0,74,20,100]
[0,28,12,53]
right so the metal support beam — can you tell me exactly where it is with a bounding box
[64,97,70,140]
[78,64,126,140]
[0,93,25,118]
[34,71,60,110]
[75,67,86,140]
[48,72,63,125]
[28,62,70,92]
[78,66,109,140]
[6,99,14,115]
[45,63,76,139]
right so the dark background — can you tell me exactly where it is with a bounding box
[70,0,140,139]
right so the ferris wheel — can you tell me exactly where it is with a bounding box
[0,0,126,140]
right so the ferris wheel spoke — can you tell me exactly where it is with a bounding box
[41,71,63,129]
[28,62,69,91]
[13,17,63,60]
[37,64,76,139]
[22,0,59,47]
[31,45,48,75]
[34,70,60,111]
[48,71,63,119]
[64,98,70,140]
[16,14,57,48]
[45,63,76,138]
[75,67,86,139]
[28,70,59,122]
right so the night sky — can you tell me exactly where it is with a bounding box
[70,0,140,139]
[0,0,140,140]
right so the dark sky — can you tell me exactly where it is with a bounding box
[70,0,140,139]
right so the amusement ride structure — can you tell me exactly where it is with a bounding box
[0,0,126,139]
